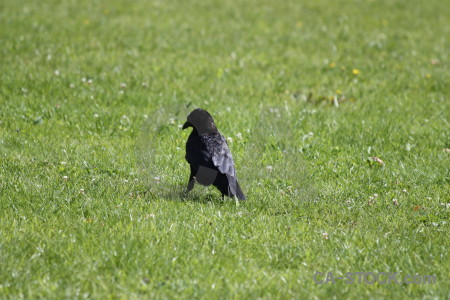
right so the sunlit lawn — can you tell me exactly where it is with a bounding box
[0,0,449,298]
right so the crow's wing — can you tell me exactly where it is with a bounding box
[203,133,238,195]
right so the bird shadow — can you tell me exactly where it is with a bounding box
[140,183,229,205]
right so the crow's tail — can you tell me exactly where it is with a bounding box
[235,181,246,200]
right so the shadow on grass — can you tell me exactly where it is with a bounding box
[139,182,231,205]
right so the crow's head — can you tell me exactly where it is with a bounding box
[182,108,218,135]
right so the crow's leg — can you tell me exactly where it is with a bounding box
[187,177,195,192]
[186,166,195,192]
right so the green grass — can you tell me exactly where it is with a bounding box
[1,0,449,298]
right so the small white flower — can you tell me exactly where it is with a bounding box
[54,70,60,76]
[81,77,86,82]
[227,137,233,143]
[60,161,67,165]
[302,132,314,141]
[63,176,68,180]
[403,189,407,193]
[322,232,329,240]
[236,132,242,139]
[373,193,378,197]
[154,176,161,182]
[169,118,175,124]
[178,124,183,129]
[118,90,124,95]
[69,83,75,88]
[120,82,127,89]
[94,114,99,118]
[266,165,273,171]
[87,79,93,85]
[123,179,129,183]
[148,213,155,218]
[79,188,85,194]
[392,198,399,206]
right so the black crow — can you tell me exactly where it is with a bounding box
[182,108,246,200]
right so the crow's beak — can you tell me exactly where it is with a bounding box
[182,121,191,130]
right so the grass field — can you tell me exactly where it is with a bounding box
[1,0,449,298]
